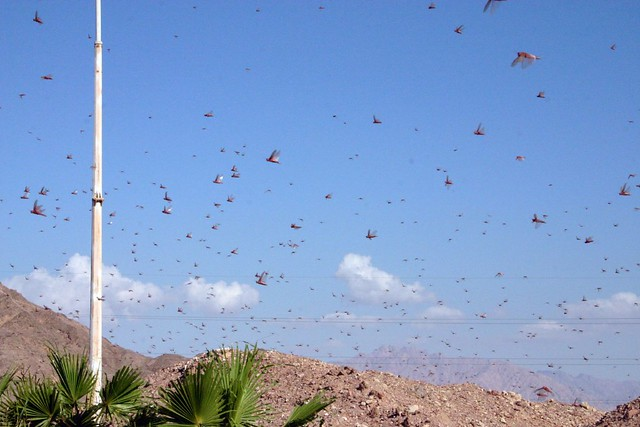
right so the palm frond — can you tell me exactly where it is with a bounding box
[12,376,61,427]
[47,348,96,410]
[283,392,335,427]
[58,406,100,427]
[126,403,165,427]
[0,368,16,400]
[0,369,17,426]
[98,365,145,421]
[211,345,267,426]
[158,363,223,426]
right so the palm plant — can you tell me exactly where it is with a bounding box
[0,368,15,418]
[158,345,266,427]
[126,403,165,427]
[1,345,334,427]
[0,348,147,427]
[0,369,18,426]
[9,375,63,427]
[210,345,268,426]
[158,362,223,426]
[283,393,334,427]
[0,369,14,399]
[98,365,147,425]
[49,349,97,425]
[158,344,334,427]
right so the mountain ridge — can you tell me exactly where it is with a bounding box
[0,281,185,378]
[340,345,640,411]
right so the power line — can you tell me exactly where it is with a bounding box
[103,314,640,325]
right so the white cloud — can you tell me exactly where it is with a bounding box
[422,305,464,320]
[320,311,383,325]
[336,253,427,304]
[183,277,259,314]
[520,293,640,339]
[3,254,166,322]
[524,320,565,333]
[565,292,640,318]
[2,254,259,322]
[322,311,359,320]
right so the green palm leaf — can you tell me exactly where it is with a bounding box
[283,392,335,427]
[48,349,96,410]
[159,363,223,426]
[0,368,17,424]
[0,370,19,426]
[12,376,61,427]
[58,406,100,427]
[98,365,145,421]
[212,345,267,427]
[126,403,165,427]
[0,368,15,400]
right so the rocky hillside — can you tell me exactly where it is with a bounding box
[0,282,184,378]
[147,349,605,427]
[590,397,640,427]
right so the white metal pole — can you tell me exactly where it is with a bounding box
[89,0,104,404]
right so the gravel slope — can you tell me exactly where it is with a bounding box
[146,349,605,427]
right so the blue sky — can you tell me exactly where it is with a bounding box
[1,1,639,384]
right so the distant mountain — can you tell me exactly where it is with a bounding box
[341,346,640,411]
[0,281,185,378]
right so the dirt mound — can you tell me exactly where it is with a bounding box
[146,349,603,427]
[588,397,640,427]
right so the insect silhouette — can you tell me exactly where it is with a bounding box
[532,213,546,228]
[534,386,553,398]
[266,150,281,163]
[255,271,268,286]
[30,200,46,216]
[511,52,541,68]
[483,0,508,13]
[619,183,631,196]
[445,176,453,188]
